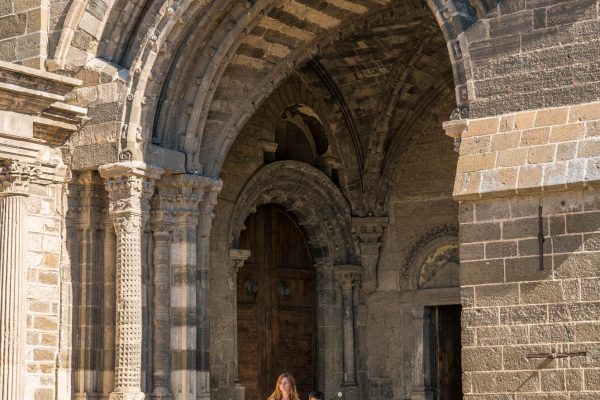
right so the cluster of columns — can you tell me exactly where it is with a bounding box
[94,161,221,400]
[99,162,221,400]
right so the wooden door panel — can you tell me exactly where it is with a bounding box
[436,305,462,400]
[237,204,316,400]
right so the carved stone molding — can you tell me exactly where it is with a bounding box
[333,265,361,387]
[229,161,353,264]
[0,160,40,196]
[402,224,459,289]
[199,178,223,238]
[351,216,388,294]
[0,60,87,145]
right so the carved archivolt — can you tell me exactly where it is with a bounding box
[402,225,459,290]
[229,160,354,264]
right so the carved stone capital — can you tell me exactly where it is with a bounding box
[334,265,361,292]
[229,249,251,272]
[0,160,40,196]
[155,174,214,222]
[352,216,388,245]
[352,217,387,294]
[99,162,164,228]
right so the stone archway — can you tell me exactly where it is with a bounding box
[209,160,364,400]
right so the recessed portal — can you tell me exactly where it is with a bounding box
[424,305,462,400]
[237,204,316,400]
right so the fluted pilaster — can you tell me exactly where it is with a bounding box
[99,162,163,400]
[0,160,40,400]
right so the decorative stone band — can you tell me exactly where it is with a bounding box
[444,100,600,200]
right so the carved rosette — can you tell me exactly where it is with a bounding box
[352,217,388,294]
[0,160,41,196]
[334,265,361,387]
[99,162,163,400]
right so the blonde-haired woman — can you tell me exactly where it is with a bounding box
[267,373,300,400]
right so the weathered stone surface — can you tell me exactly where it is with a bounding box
[3,2,600,400]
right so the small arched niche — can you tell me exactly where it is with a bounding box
[274,104,329,166]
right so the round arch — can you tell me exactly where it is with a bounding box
[53,0,499,176]
[228,160,354,265]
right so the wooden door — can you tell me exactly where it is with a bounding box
[426,305,462,400]
[237,204,316,400]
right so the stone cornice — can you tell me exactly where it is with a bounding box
[0,61,87,146]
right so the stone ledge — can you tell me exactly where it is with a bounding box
[0,61,87,146]
[445,101,600,200]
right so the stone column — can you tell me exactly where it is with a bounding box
[228,248,251,400]
[196,179,222,400]
[149,208,172,400]
[351,217,387,294]
[0,160,39,400]
[102,217,116,396]
[163,175,206,400]
[334,266,361,386]
[410,306,430,400]
[99,162,163,400]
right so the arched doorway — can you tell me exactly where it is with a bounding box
[237,204,316,400]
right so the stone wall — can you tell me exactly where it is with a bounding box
[0,0,47,68]
[366,119,458,399]
[463,0,600,118]
[460,189,600,398]
[450,101,600,199]
[24,180,64,400]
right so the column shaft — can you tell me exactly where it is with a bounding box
[0,194,26,400]
[99,162,163,400]
[152,228,171,398]
[0,160,39,400]
[334,267,361,387]
[341,287,356,385]
[113,213,145,395]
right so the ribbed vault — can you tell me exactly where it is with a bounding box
[53,0,500,193]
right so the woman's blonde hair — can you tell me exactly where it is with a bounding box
[267,373,300,400]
